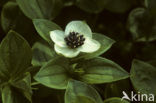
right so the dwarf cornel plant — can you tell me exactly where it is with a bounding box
[0,0,156,103]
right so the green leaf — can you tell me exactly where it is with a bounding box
[144,0,150,7]
[130,59,156,95]
[33,19,62,43]
[0,30,32,80]
[2,86,29,103]
[77,33,115,60]
[32,42,56,66]
[104,79,131,99]
[77,57,129,84]
[16,0,63,19]
[1,1,37,45]
[34,57,70,89]
[11,73,32,102]
[62,0,74,6]
[75,0,109,13]
[145,0,156,18]
[127,8,156,42]
[1,1,19,32]
[103,97,130,103]
[65,80,103,103]
[105,0,132,13]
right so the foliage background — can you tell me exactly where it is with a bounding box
[0,0,156,103]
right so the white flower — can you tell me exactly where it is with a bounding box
[50,21,101,58]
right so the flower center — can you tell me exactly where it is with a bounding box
[65,32,85,49]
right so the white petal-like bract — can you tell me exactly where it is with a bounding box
[79,38,101,53]
[54,44,80,58]
[65,21,92,38]
[50,30,67,47]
